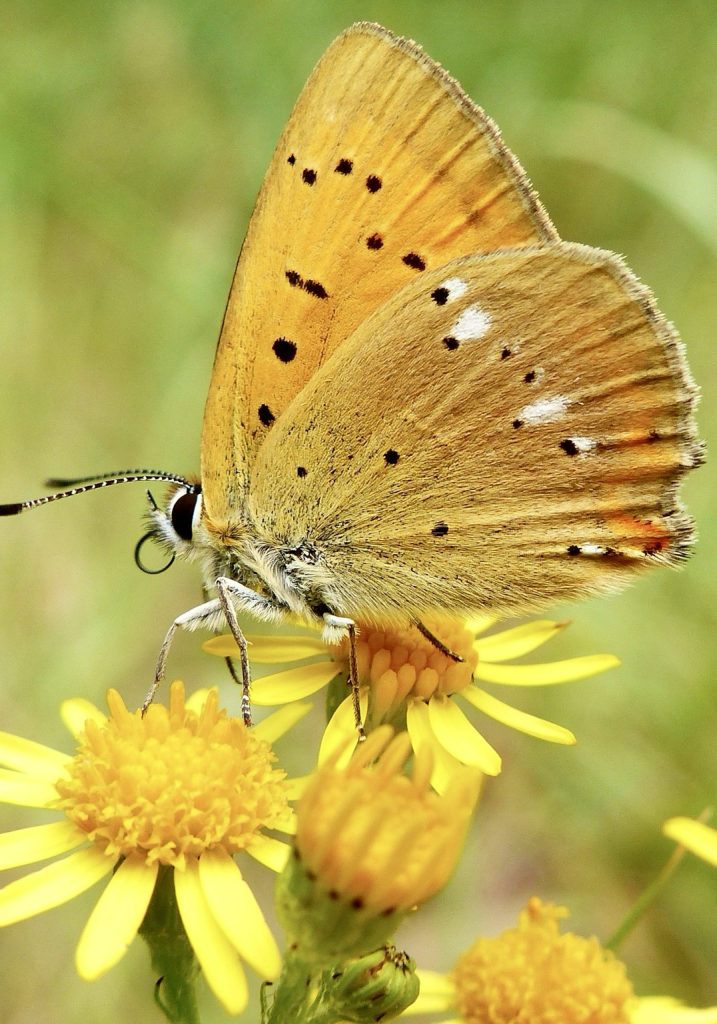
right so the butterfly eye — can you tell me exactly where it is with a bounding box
[170,490,201,542]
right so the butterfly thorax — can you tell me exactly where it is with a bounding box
[148,488,339,630]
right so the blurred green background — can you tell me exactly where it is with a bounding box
[1,0,716,1020]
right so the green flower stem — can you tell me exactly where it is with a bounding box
[263,948,317,1024]
[605,807,713,952]
[139,864,201,1024]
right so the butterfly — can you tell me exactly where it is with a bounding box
[1,22,702,717]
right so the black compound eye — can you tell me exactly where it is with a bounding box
[171,491,199,541]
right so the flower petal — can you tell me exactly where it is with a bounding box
[204,634,327,663]
[427,695,501,775]
[0,769,62,808]
[663,818,717,867]
[0,731,71,781]
[400,969,455,1013]
[251,663,342,705]
[60,698,106,739]
[185,687,216,715]
[318,692,367,767]
[630,996,717,1023]
[253,702,313,744]
[474,654,619,685]
[406,700,465,794]
[461,687,576,745]
[273,811,298,836]
[0,820,86,870]
[245,835,291,873]
[174,859,248,1015]
[284,775,311,800]
[199,848,281,980]
[0,846,113,926]
[75,855,157,979]
[474,620,566,662]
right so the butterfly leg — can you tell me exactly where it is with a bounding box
[142,597,224,714]
[215,578,253,726]
[411,618,465,663]
[323,613,366,742]
[202,583,245,708]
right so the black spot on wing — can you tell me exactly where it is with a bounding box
[384,449,399,465]
[304,279,328,299]
[366,233,383,250]
[335,158,353,174]
[559,439,579,456]
[273,338,297,363]
[501,347,511,359]
[258,404,275,427]
[302,168,317,185]
[297,466,307,478]
[567,545,581,555]
[431,287,449,305]
[285,269,329,300]
[524,370,536,383]
[512,419,523,429]
[366,175,382,193]
[431,521,449,537]
[402,252,426,271]
[443,337,459,351]
[287,153,296,165]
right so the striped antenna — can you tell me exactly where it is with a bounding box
[0,470,194,516]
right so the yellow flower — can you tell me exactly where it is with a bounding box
[0,681,309,1015]
[402,897,717,1024]
[663,817,717,868]
[275,727,481,962]
[204,617,618,788]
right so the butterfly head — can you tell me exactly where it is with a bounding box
[139,480,205,571]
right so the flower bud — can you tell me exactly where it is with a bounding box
[276,727,479,962]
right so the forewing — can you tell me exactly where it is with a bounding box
[201,21,557,520]
[248,241,701,622]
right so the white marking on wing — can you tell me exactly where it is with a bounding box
[569,436,596,455]
[519,395,569,425]
[452,304,491,341]
[581,543,604,555]
[440,277,469,300]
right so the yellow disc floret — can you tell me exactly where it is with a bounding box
[335,620,478,709]
[451,897,634,1024]
[55,681,290,868]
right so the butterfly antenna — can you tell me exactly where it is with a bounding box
[0,470,194,517]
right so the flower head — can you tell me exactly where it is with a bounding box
[0,682,307,1014]
[205,616,618,787]
[402,897,717,1024]
[275,726,480,962]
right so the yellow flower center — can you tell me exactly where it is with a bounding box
[451,897,634,1024]
[55,682,290,868]
[334,620,478,708]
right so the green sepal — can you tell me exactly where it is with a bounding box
[275,848,410,964]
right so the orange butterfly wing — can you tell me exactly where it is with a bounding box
[201,22,557,522]
[248,242,701,621]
